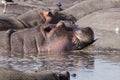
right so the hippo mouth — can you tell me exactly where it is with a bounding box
[72,32,82,50]
[72,34,95,50]
[72,28,95,50]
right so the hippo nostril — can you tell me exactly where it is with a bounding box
[44,27,52,32]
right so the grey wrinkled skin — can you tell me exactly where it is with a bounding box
[0,22,94,57]
[0,17,25,30]
[0,29,15,56]
[0,67,70,80]
[17,9,46,28]
[0,9,77,31]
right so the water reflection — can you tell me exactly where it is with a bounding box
[70,52,120,80]
[0,50,120,80]
[37,52,94,71]
[0,51,94,72]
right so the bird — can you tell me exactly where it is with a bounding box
[1,0,14,13]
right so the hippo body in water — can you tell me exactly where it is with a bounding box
[0,67,70,80]
[0,21,94,57]
[0,9,76,31]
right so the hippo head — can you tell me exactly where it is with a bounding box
[38,9,77,25]
[40,21,94,52]
[40,21,74,52]
[10,21,94,56]
[50,9,77,25]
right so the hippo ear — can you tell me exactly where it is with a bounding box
[56,21,66,29]
[42,10,50,16]
[42,9,53,17]
[57,71,70,80]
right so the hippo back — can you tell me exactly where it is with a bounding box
[17,9,44,28]
[0,17,24,30]
[0,67,70,80]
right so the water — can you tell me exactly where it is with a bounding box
[0,49,120,80]
[70,53,120,80]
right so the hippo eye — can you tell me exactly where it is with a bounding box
[44,27,52,32]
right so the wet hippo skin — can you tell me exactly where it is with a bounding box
[0,21,94,57]
[0,9,76,31]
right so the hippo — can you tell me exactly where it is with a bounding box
[0,21,94,57]
[0,9,76,31]
[0,67,70,80]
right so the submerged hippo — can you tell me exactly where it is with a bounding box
[0,67,70,80]
[0,21,94,57]
[0,9,76,31]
